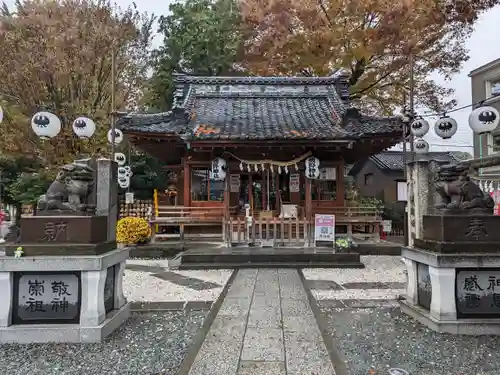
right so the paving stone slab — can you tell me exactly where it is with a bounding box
[188,336,242,375]
[283,330,335,375]
[281,298,314,317]
[206,315,247,341]
[218,297,252,317]
[248,304,281,328]
[241,327,284,361]
[238,361,286,375]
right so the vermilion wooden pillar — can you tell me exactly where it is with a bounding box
[305,176,312,221]
[183,157,190,207]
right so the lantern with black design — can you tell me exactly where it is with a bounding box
[468,105,500,134]
[410,117,430,138]
[31,111,62,139]
[114,152,126,166]
[117,165,133,189]
[414,138,430,154]
[211,157,226,181]
[305,156,320,179]
[107,128,124,145]
[434,115,458,139]
[72,117,96,139]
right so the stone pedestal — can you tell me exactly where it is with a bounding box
[0,249,130,343]
[401,214,500,335]
[0,157,128,343]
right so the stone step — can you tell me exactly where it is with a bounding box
[178,261,364,270]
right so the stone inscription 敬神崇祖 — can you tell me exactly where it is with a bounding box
[456,270,500,317]
[15,273,79,322]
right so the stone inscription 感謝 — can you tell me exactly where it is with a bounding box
[16,273,79,322]
[456,270,500,317]
[417,262,432,310]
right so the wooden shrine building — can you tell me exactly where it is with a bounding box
[117,73,404,245]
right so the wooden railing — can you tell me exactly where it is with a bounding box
[225,217,311,247]
[312,206,381,219]
[154,205,226,223]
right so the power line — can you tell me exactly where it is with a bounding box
[419,98,492,118]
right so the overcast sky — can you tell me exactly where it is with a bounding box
[5,0,500,154]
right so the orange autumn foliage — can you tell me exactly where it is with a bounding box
[239,0,499,114]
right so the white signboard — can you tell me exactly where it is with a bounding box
[397,181,407,202]
[17,273,79,321]
[319,167,336,180]
[382,220,392,232]
[230,174,240,193]
[289,173,300,192]
[314,214,335,245]
[125,192,134,204]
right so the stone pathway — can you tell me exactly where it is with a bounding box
[188,268,335,375]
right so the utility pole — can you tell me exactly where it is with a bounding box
[403,52,415,247]
[110,48,116,158]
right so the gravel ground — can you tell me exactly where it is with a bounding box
[320,305,500,375]
[304,256,406,301]
[0,310,207,375]
[124,259,233,302]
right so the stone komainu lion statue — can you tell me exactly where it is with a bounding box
[434,163,494,212]
[37,162,96,215]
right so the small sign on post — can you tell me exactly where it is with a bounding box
[314,214,335,248]
[382,220,392,233]
[125,192,134,204]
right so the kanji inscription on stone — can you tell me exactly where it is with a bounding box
[42,221,68,242]
[16,273,79,322]
[456,269,500,317]
[465,218,488,240]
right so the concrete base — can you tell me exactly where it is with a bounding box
[400,300,500,335]
[0,248,130,343]
[0,301,130,343]
[402,246,500,335]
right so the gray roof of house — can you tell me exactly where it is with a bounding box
[369,151,465,172]
[117,75,403,141]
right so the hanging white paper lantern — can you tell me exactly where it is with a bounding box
[31,111,61,139]
[278,166,282,174]
[469,106,500,134]
[239,162,243,171]
[118,177,130,189]
[434,116,457,139]
[247,165,251,172]
[284,166,288,174]
[414,138,429,154]
[72,116,96,139]
[254,164,258,172]
[114,152,126,166]
[305,156,320,179]
[107,128,124,145]
[0,105,3,124]
[211,157,226,181]
[117,166,128,178]
[261,163,265,171]
[123,165,133,178]
[410,118,430,137]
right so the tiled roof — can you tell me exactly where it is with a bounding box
[117,74,403,141]
[369,151,465,172]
